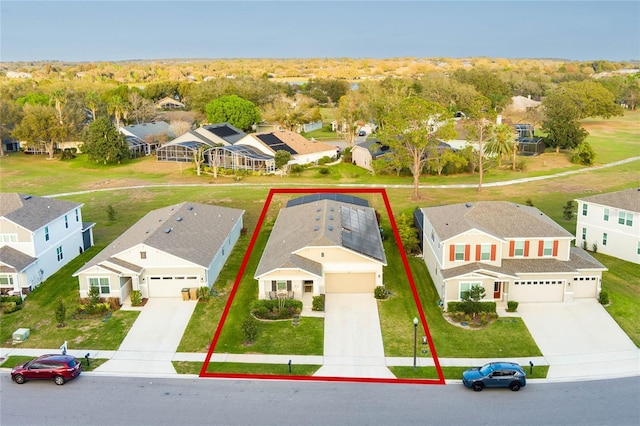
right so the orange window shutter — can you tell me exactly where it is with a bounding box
[491,244,496,261]
[524,241,530,256]
[553,240,559,256]
[449,245,455,261]
[509,241,515,257]
[538,240,544,256]
[475,245,481,261]
[464,244,470,261]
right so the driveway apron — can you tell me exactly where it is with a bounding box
[518,300,639,379]
[314,294,395,379]
[95,298,197,375]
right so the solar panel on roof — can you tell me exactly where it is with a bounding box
[285,193,370,208]
[205,125,239,138]
[256,133,297,155]
[340,206,384,262]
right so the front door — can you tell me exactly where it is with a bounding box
[493,282,502,299]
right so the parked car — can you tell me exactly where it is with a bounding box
[358,130,367,137]
[462,362,526,391]
[11,354,82,385]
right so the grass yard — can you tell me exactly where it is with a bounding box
[594,253,640,347]
[173,360,321,376]
[211,223,325,355]
[0,250,138,350]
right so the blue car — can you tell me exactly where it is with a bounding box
[462,362,526,391]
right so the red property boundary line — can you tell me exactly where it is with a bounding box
[200,187,445,385]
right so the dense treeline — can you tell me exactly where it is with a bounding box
[0,58,637,173]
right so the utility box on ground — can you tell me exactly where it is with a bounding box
[12,328,30,342]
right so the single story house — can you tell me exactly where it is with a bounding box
[73,202,244,303]
[0,193,94,296]
[351,139,390,172]
[120,121,176,155]
[576,188,640,264]
[156,97,185,110]
[254,194,386,302]
[417,201,606,310]
[236,130,338,165]
[156,123,247,162]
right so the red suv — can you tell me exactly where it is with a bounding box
[11,354,82,385]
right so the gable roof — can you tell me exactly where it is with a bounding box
[164,123,247,148]
[354,138,391,159]
[121,121,174,140]
[156,97,185,108]
[255,198,386,277]
[577,188,640,213]
[252,130,337,156]
[0,193,81,231]
[201,123,246,144]
[74,202,244,275]
[0,246,37,273]
[422,201,574,241]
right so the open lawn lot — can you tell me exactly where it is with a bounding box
[1,112,638,366]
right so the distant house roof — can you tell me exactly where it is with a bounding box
[255,198,386,277]
[0,193,82,231]
[162,123,247,149]
[251,130,337,156]
[354,139,390,159]
[120,121,174,140]
[577,188,640,213]
[156,97,185,109]
[201,123,246,144]
[422,201,574,242]
[74,203,244,275]
[509,95,541,111]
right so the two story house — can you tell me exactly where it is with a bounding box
[575,188,640,264]
[0,193,94,296]
[417,201,606,310]
[73,202,244,304]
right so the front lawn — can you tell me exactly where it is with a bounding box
[390,365,549,380]
[0,355,108,372]
[594,252,640,347]
[0,250,138,350]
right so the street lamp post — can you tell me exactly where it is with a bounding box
[413,317,419,369]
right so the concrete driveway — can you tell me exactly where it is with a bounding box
[95,298,197,375]
[518,300,639,379]
[314,293,395,379]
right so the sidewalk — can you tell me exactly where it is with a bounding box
[2,346,638,382]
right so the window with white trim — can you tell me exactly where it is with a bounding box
[582,204,588,216]
[459,282,480,299]
[75,208,79,222]
[56,246,63,261]
[45,226,49,241]
[514,241,525,257]
[0,234,18,243]
[64,215,69,229]
[619,211,633,226]
[602,233,607,246]
[543,240,553,256]
[582,227,587,240]
[637,241,640,255]
[454,244,465,261]
[89,277,110,294]
[480,244,491,261]
[0,275,15,286]
[603,208,609,221]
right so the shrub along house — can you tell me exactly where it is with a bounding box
[0,193,94,296]
[73,202,244,304]
[416,201,606,311]
[254,194,386,306]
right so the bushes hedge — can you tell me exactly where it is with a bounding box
[447,301,496,314]
[251,299,302,320]
[312,294,325,311]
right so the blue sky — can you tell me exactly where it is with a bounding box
[1,1,638,62]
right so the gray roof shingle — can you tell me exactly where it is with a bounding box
[0,193,81,231]
[255,199,386,277]
[577,188,640,213]
[422,201,574,241]
[74,202,244,275]
[0,245,37,272]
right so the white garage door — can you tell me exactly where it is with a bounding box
[572,276,598,298]
[510,279,564,302]
[147,276,199,298]
[325,273,376,293]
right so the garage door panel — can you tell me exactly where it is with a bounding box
[148,276,198,298]
[325,273,375,293]
[510,281,564,302]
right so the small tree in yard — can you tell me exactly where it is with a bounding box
[274,150,291,174]
[461,284,486,319]
[563,200,575,220]
[241,315,258,344]
[55,298,66,327]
